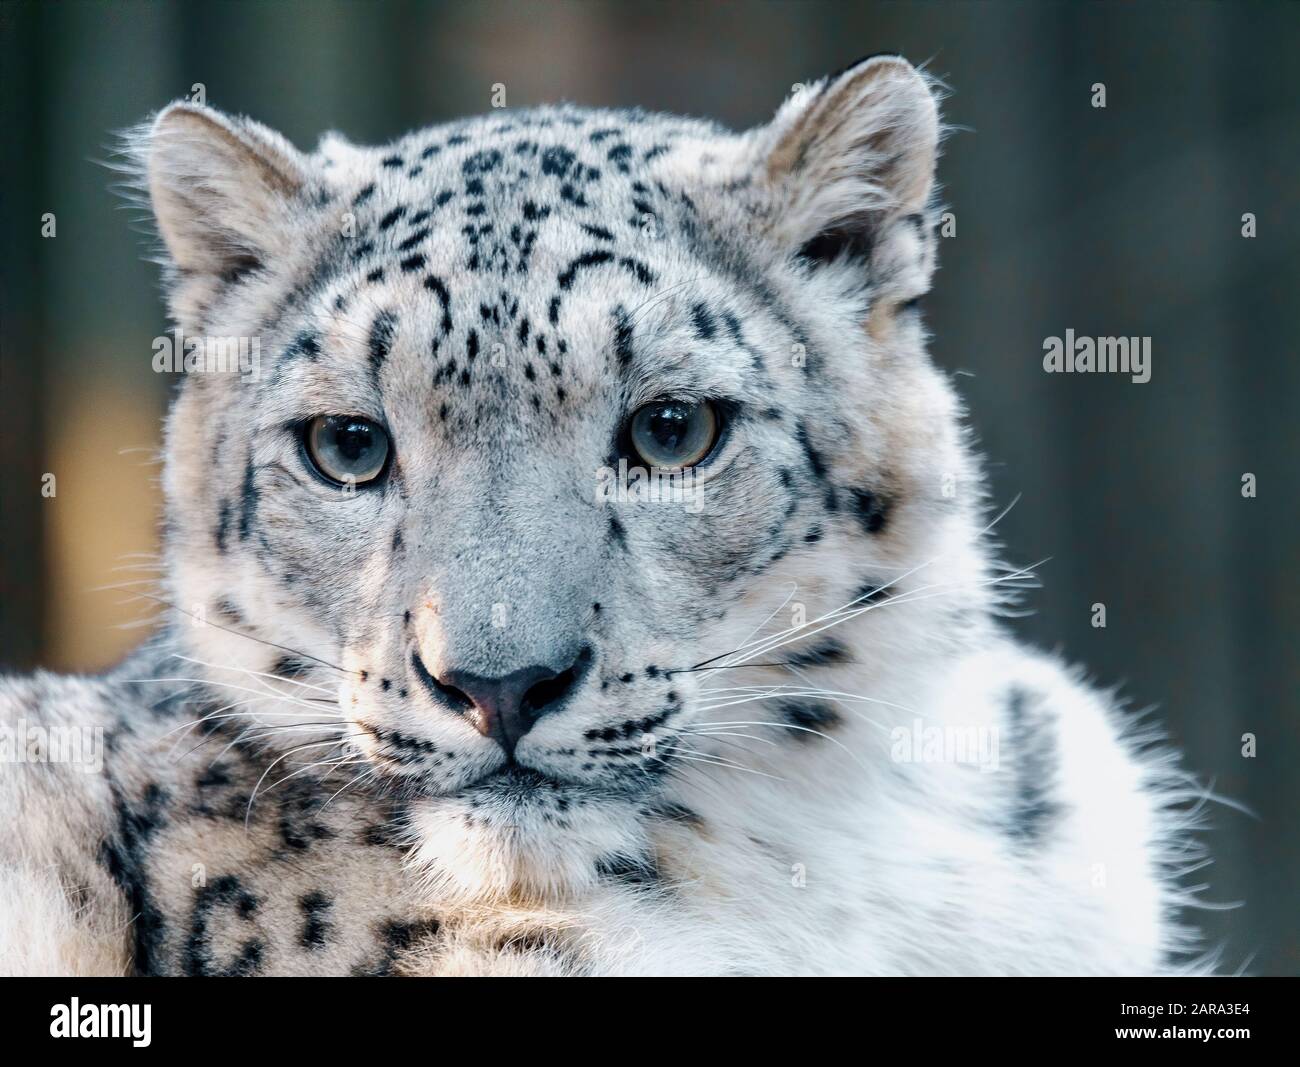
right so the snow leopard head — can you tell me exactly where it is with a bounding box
[137,56,984,894]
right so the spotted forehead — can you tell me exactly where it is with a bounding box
[327,104,719,299]
[280,106,767,421]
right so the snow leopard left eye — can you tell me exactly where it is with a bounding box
[626,399,720,470]
[303,415,391,487]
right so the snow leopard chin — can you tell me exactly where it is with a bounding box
[404,782,654,902]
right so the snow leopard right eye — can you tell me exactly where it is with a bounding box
[302,415,391,487]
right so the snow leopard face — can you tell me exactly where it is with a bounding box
[140,57,975,869]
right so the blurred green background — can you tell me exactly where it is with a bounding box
[1,0,1296,974]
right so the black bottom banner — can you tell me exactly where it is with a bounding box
[0,976,1287,1053]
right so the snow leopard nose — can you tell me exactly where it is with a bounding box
[420,647,593,756]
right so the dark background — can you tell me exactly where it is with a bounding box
[1,1,1296,974]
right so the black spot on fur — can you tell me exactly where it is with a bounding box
[274,779,337,853]
[852,579,896,605]
[423,275,453,334]
[596,852,660,887]
[608,514,628,550]
[353,918,442,976]
[798,226,874,265]
[289,331,321,361]
[540,145,576,178]
[398,227,429,251]
[1004,686,1064,847]
[100,779,170,975]
[237,461,258,541]
[185,874,266,976]
[218,253,262,286]
[363,819,401,848]
[212,599,244,624]
[851,489,891,534]
[558,249,615,290]
[462,148,502,175]
[608,306,636,368]
[299,891,333,950]
[270,656,312,678]
[691,302,717,340]
[618,256,656,286]
[368,309,398,373]
[796,422,829,481]
[777,700,843,738]
[214,500,232,553]
[607,142,633,172]
[784,639,852,669]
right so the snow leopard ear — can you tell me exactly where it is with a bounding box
[754,55,940,281]
[142,102,309,282]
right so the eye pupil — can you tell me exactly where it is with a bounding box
[646,404,689,450]
[335,422,371,462]
[305,415,390,486]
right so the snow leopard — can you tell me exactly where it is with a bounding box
[0,55,1215,976]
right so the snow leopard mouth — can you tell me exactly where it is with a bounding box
[356,720,600,796]
[473,764,567,794]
